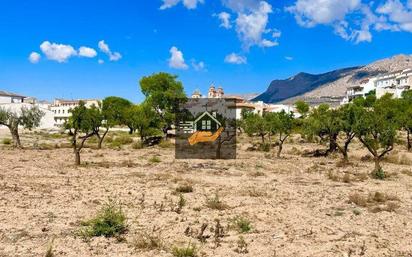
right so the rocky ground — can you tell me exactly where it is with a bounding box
[0,129,412,257]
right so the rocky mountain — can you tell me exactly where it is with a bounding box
[254,54,412,105]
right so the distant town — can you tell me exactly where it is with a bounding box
[1,67,411,130]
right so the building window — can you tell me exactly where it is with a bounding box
[201,120,211,130]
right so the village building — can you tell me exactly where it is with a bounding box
[50,99,100,127]
[0,90,26,104]
[343,68,412,104]
[191,85,296,119]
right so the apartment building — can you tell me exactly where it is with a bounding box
[50,99,100,127]
[343,68,412,104]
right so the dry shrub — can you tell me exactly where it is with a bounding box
[401,169,412,176]
[175,184,193,193]
[348,192,401,212]
[385,153,412,165]
[205,193,228,210]
[133,231,164,251]
[287,146,302,155]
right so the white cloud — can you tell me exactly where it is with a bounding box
[222,0,260,13]
[98,59,104,64]
[285,56,293,61]
[160,0,204,10]
[169,46,189,69]
[78,46,97,58]
[285,0,391,43]
[218,12,232,29]
[220,1,279,49]
[261,39,278,47]
[272,29,282,38]
[286,0,361,27]
[28,52,41,64]
[376,0,412,32]
[79,46,97,58]
[191,60,206,71]
[224,53,247,64]
[40,41,77,63]
[98,40,122,61]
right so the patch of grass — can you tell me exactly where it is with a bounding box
[234,236,248,254]
[133,231,164,251]
[171,243,197,257]
[259,143,271,152]
[110,135,133,148]
[149,156,161,163]
[132,142,144,149]
[230,216,252,233]
[373,168,386,180]
[159,140,174,148]
[79,199,127,239]
[205,192,228,210]
[2,138,11,145]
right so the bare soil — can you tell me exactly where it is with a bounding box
[1,129,412,257]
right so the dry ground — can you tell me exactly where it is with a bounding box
[1,129,412,257]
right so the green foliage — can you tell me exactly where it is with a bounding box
[139,72,187,135]
[171,243,197,257]
[242,113,267,142]
[354,96,399,173]
[66,102,102,134]
[101,96,132,128]
[79,199,127,239]
[125,103,160,139]
[230,216,252,233]
[294,100,309,117]
[373,168,386,180]
[0,106,44,147]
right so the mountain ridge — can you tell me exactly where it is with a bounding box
[254,54,412,104]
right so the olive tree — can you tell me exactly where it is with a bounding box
[139,72,187,138]
[334,104,358,162]
[243,113,267,144]
[124,103,159,142]
[398,90,412,151]
[95,97,132,148]
[354,95,399,178]
[304,104,340,156]
[0,106,44,148]
[265,111,294,157]
[65,102,102,165]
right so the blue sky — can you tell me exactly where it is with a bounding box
[1,0,412,103]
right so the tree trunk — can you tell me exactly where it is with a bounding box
[328,134,338,154]
[277,143,283,158]
[10,127,22,149]
[407,130,411,152]
[97,129,109,149]
[216,137,222,159]
[261,134,265,144]
[374,157,381,172]
[75,149,81,166]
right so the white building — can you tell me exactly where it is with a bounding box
[0,90,26,104]
[343,68,412,104]
[191,85,296,119]
[376,69,412,98]
[50,99,100,127]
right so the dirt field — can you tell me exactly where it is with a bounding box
[1,129,412,257]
